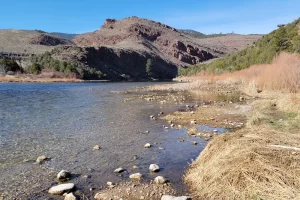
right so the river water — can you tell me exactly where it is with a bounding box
[0,82,230,199]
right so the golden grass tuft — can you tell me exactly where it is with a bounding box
[185,126,300,200]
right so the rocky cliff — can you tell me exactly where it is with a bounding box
[74,17,261,68]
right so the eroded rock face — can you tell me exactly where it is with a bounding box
[72,17,230,67]
[50,45,178,80]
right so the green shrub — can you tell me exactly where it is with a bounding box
[26,63,42,74]
[0,57,24,73]
[30,52,106,79]
[146,58,152,75]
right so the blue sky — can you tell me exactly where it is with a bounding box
[1,0,299,34]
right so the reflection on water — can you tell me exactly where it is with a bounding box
[0,82,233,199]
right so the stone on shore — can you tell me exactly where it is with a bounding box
[129,173,142,180]
[114,167,124,173]
[154,176,167,184]
[48,183,75,195]
[107,181,115,188]
[93,145,100,150]
[64,192,77,200]
[144,143,151,148]
[149,164,160,172]
[161,195,192,200]
[57,170,71,181]
[36,155,48,164]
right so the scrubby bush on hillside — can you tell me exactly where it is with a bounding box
[179,18,300,76]
[30,52,106,79]
[0,57,24,73]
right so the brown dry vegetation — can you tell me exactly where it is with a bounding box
[0,75,82,83]
[180,53,300,199]
[146,52,300,199]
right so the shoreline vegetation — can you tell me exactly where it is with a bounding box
[142,52,300,199]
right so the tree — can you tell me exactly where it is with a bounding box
[146,59,152,75]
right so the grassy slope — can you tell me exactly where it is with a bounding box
[179,18,300,76]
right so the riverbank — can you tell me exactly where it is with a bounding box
[140,53,300,199]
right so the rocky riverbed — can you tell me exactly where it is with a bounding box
[0,82,247,200]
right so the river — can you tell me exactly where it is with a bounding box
[0,82,229,199]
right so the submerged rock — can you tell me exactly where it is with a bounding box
[114,167,124,173]
[154,176,167,184]
[149,164,160,172]
[48,183,75,195]
[57,170,71,181]
[161,195,192,200]
[129,173,142,180]
[36,155,48,164]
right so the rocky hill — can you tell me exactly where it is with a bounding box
[0,30,74,54]
[74,17,261,67]
[0,17,262,80]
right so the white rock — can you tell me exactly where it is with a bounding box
[107,181,115,188]
[144,143,151,148]
[154,176,167,184]
[114,167,124,173]
[64,192,77,200]
[161,195,192,200]
[149,164,160,172]
[36,155,48,163]
[57,170,71,181]
[48,183,75,195]
[129,173,142,180]
[93,145,100,150]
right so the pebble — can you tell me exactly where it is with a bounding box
[36,155,48,164]
[114,167,124,173]
[144,143,151,148]
[161,195,192,200]
[48,183,75,195]
[192,141,197,145]
[64,192,77,200]
[149,164,160,172]
[107,181,115,188]
[57,170,71,181]
[93,145,100,150]
[154,176,167,184]
[129,173,142,180]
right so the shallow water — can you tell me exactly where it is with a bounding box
[0,82,231,199]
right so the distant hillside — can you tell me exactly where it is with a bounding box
[179,18,300,76]
[0,29,74,54]
[179,29,227,39]
[51,32,78,40]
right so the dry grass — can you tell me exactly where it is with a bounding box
[177,52,300,94]
[185,126,300,200]
[180,52,300,199]
[0,75,83,83]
